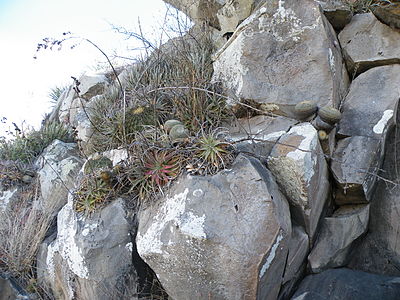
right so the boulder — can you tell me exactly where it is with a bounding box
[338,13,400,75]
[35,140,83,217]
[317,0,353,30]
[164,0,223,29]
[371,0,400,29]
[37,198,136,300]
[267,123,330,239]
[212,0,349,118]
[337,64,400,139]
[292,268,400,300]
[347,127,400,276]
[0,187,18,212]
[228,115,297,161]
[308,204,369,273]
[331,136,383,204]
[137,154,291,300]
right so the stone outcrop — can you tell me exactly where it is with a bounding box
[268,123,330,239]
[339,13,400,75]
[308,204,369,273]
[37,198,136,300]
[212,0,349,118]
[137,154,291,300]
[292,268,400,300]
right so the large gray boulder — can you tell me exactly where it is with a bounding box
[348,127,400,276]
[268,123,330,239]
[37,198,136,300]
[308,204,369,273]
[292,268,400,300]
[213,0,349,118]
[339,13,400,75]
[35,140,83,216]
[371,1,400,29]
[331,136,382,204]
[228,115,297,161]
[337,62,400,140]
[137,154,291,300]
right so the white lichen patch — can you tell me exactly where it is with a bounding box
[328,48,335,72]
[60,158,79,178]
[81,223,98,237]
[103,149,128,166]
[0,188,17,211]
[286,123,318,184]
[373,109,393,134]
[57,199,89,278]
[259,234,283,279]
[125,242,133,252]
[46,240,59,281]
[137,187,207,256]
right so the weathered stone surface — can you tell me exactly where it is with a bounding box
[212,0,349,117]
[308,204,369,273]
[371,0,400,29]
[35,140,83,217]
[292,268,400,300]
[228,115,296,161]
[37,198,136,300]
[317,0,353,30]
[137,154,291,300]
[348,128,400,276]
[331,136,383,204]
[339,13,400,75]
[0,273,31,300]
[217,0,259,35]
[164,0,223,29]
[0,187,19,211]
[279,225,309,299]
[337,64,400,139]
[268,123,329,239]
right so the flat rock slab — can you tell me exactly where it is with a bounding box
[268,123,329,239]
[337,64,400,139]
[137,154,291,300]
[213,0,349,117]
[339,13,400,75]
[331,136,382,204]
[228,115,297,161]
[292,268,400,300]
[308,204,369,273]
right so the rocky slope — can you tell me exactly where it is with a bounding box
[1,0,400,299]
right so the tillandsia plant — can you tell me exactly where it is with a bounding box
[188,129,235,176]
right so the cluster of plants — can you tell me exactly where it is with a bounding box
[346,0,396,14]
[74,125,235,213]
[0,120,74,163]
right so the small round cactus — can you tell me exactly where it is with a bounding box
[318,106,341,125]
[294,101,318,119]
[169,124,189,140]
[318,130,329,141]
[164,120,182,133]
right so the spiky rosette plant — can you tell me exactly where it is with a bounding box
[190,130,235,175]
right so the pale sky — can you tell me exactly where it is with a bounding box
[0,0,183,136]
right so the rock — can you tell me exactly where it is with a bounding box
[338,13,400,75]
[228,115,297,161]
[37,198,136,300]
[292,268,400,300]
[217,0,259,35]
[0,273,31,300]
[0,187,18,211]
[308,204,369,273]
[212,0,349,117]
[279,225,309,299]
[137,154,291,300]
[317,0,353,30]
[35,140,83,217]
[347,127,400,276]
[267,123,330,239]
[371,0,400,29]
[331,136,382,204]
[164,0,223,29]
[337,64,400,139]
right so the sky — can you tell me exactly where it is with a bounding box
[0,0,183,136]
